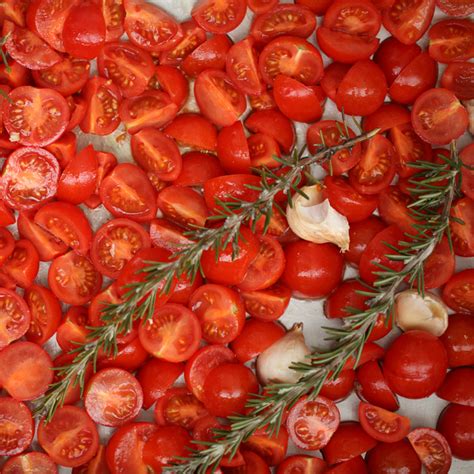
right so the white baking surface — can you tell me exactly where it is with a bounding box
[18,0,473,472]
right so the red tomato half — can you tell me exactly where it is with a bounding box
[175,152,224,187]
[3,86,69,147]
[440,313,474,368]
[0,288,30,350]
[243,428,289,466]
[2,239,40,288]
[377,186,417,234]
[442,269,474,314]
[429,19,474,63]
[441,62,474,100]
[38,406,99,468]
[0,397,34,456]
[412,88,468,145]
[139,303,201,362]
[287,396,340,450]
[150,65,189,109]
[276,455,327,474]
[192,0,247,34]
[2,452,57,474]
[240,284,292,321]
[437,368,474,407]
[366,439,422,474]
[217,121,251,174]
[450,198,474,257]
[195,69,246,127]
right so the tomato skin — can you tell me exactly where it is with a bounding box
[378,186,417,234]
[281,241,344,299]
[325,456,367,474]
[3,87,69,147]
[407,427,452,474]
[441,62,474,101]
[287,396,340,451]
[418,236,455,290]
[412,88,468,146]
[437,368,474,407]
[320,370,356,402]
[217,121,251,174]
[0,397,34,456]
[442,269,474,314]
[189,284,245,345]
[383,330,448,399]
[2,239,40,289]
[56,306,89,352]
[0,341,53,401]
[273,75,323,123]
[276,455,327,474]
[437,404,474,460]
[243,428,289,466]
[106,422,158,474]
[185,345,235,402]
[202,363,259,417]
[2,452,57,474]
[366,439,422,474]
[175,152,224,187]
[251,4,316,43]
[98,336,149,372]
[450,198,474,257]
[345,216,386,266]
[195,69,246,127]
[440,313,474,368]
[151,65,189,110]
[335,60,387,116]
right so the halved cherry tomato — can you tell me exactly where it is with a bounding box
[189,284,245,345]
[437,404,474,461]
[320,371,356,402]
[450,197,474,257]
[158,185,208,229]
[149,65,189,111]
[317,0,381,63]
[48,251,102,305]
[356,360,399,411]
[25,284,62,345]
[377,186,417,234]
[175,152,224,187]
[429,19,474,63]
[250,4,316,43]
[436,0,474,15]
[273,75,323,123]
[366,439,422,474]
[192,0,247,34]
[335,60,387,116]
[440,313,474,368]
[407,427,452,474]
[1,146,60,211]
[245,109,295,153]
[34,201,92,255]
[56,306,89,352]
[287,396,340,450]
[124,0,182,52]
[0,200,15,228]
[442,269,474,314]
[240,284,291,321]
[412,88,468,145]
[437,368,474,407]
[3,86,69,147]
[383,0,435,45]
[359,402,410,443]
[100,163,157,222]
[4,22,61,70]
[226,38,263,96]
[259,36,323,86]
[460,144,474,200]
[201,227,260,286]
[33,58,90,97]
[97,41,154,98]
[138,303,201,363]
[277,455,327,474]
[38,406,99,468]
[238,235,285,292]
[249,90,276,111]
[149,218,192,253]
[154,386,208,429]
[419,236,455,290]
[195,69,246,127]
[248,132,281,169]
[0,59,30,88]
[2,452,57,474]
[2,239,39,288]
[244,427,289,466]
[441,62,474,100]
[182,34,233,77]
[85,151,116,205]
[119,90,178,134]
[98,336,149,372]
[323,176,378,223]
[1,0,29,26]
[0,397,34,456]
[230,318,285,362]
[217,121,251,174]
[322,421,377,465]
[164,113,218,152]
[80,77,121,135]
[45,131,77,169]
[96,0,124,41]
[349,135,397,195]
[321,62,351,101]
[363,104,411,134]
[0,228,14,265]
[63,3,106,59]
[0,341,53,400]
[282,241,344,299]
[66,95,87,131]
[202,363,259,417]
[0,288,30,350]
[57,144,98,204]
[85,368,143,427]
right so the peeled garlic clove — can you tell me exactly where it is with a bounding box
[286,184,350,251]
[256,323,311,386]
[394,290,449,336]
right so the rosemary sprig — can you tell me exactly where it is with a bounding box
[165,143,462,474]
[34,126,379,421]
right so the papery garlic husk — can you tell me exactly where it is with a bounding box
[463,99,474,135]
[394,290,449,336]
[286,184,350,251]
[256,323,311,385]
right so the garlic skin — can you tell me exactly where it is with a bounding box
[394,290,449,336]
[256,323,311,386]
[463,99,474,135]
[286,184,350,251]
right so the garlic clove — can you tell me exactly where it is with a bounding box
[394,290,449,337]
[286,184,350,251]
[256,323,311,386]
[463,99,474,136]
